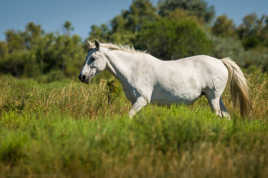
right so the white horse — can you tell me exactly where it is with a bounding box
[79,40,250,118]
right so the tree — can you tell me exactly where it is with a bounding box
[158,0,215,23]
[89,24,110,42]
[89,0,158,44]
[25,22,43,39]
[0,21,85,79]
[120,0,158,32]
[260,15,268,47]
[5,30,25,53]
[212,15,236,37]
[24,22,43,49]
[0,41,8,58]
[238,13,259,38]
[63,21,74,35]
[136,14,212,60]
[237,13,268,49]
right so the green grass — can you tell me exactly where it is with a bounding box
[0,107,268,177]
[0,71,267,177]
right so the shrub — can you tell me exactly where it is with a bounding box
[136,17,212,60]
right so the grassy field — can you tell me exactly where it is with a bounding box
[0,68,267,178]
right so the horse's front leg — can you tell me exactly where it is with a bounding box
[129,96,147,118]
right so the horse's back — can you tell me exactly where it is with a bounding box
[151,55,229,105]
[172,55,225,70]
[157,55,228,83]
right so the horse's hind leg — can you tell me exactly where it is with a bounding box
[204,87,224,118]
[205,90,230,119]
[220,98,231,119]
[206,95,222,117]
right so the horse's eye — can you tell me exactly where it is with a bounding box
[91,57,95,61]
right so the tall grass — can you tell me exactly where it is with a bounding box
[0,68,267,177]
[0,75,129,118]
[1,108,268,177]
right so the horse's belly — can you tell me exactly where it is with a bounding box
[151,86,201,105]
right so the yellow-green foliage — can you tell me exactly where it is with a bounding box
[0,68,267,177]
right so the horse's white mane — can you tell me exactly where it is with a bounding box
[100,43,146,54]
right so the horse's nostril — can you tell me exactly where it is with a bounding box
[82,75,86,81]
[78,74,82,80]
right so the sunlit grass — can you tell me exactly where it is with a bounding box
[0,69,267,177]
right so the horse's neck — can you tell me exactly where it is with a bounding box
[105,50,139,82]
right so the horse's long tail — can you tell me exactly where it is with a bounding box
[222,57,250,117]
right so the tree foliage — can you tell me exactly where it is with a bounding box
[136,12,212,59]
[212,15,236,38]
[238,13,268,49]
[63,21,74,35]
[158,0,215,23]
[89,0,158,44]
[0,0,268,81]
[0,22,85,80]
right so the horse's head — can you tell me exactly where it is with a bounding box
[79,40,107,83]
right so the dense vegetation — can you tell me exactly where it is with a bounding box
[0,0,268,80]
[0,0,267,177]
[0,69,267,177]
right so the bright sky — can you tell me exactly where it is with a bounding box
[0,0,267,40]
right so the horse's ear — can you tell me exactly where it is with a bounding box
[87,40,94,49]
[95,40,100,50]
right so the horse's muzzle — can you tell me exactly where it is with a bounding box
[78,74,89,83]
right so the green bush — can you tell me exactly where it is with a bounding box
[136,17,212,60]
[0,22,85,79]
[211,36,268,71]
